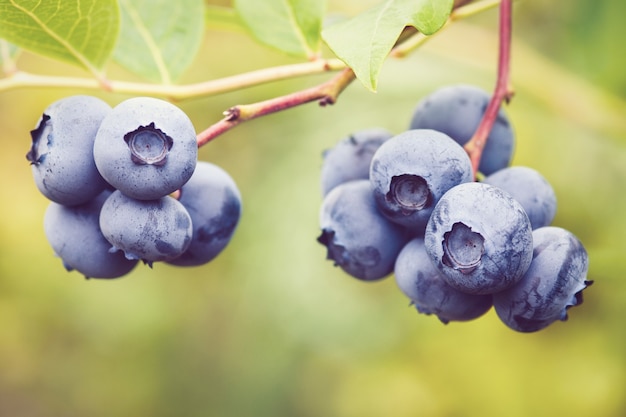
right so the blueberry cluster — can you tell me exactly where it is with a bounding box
[317,84,592,332]
[28,95,241,279]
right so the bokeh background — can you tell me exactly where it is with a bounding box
[1,1,625,416]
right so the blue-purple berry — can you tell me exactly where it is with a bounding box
[43,191,138,278]
[318,180,410,281]
[483,166,557,230]
[167,161,242,267]
[493,226,591,332]
[93,97,198,200]
[424,182,534,295]
[394,237,493,323]
[320,128,393,196]
[99,190,193,264]
[369,129,473,233]
[27,95,111,205]
[408,84,514,175]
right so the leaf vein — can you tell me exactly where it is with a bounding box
[8,0,101,75]
[283,0,312,57]
[118,0,171,84]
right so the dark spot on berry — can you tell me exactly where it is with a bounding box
[124,122,173,166]
[387,174,431,212]
[26,113,52,165]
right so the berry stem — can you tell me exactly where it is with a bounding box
[196,68,356,147]
[463,0,514,178]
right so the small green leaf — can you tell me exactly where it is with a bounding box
[113,0,205,84]
[205,6,246,33]
[0,0,119,77]
[322,0,453,91]
[0,39,20,67]
[235,0,325,58]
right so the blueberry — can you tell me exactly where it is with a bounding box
[99,190,193,264]
[483,166,557,230]
[394,237,493,323]
[424,182,534,295]
[26,95,111,206]
[408,84,515,175]
[493,226,592,332]
[320,128,393,196]
[369,129,472,233]
[167,161,242,267]
[93,97,198,200]
[43,191,138,278]
[317,180,410,281]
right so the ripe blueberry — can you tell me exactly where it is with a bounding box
[99,190,193,264]
[27,95,111,205]
[493,226,591,332]
[369,129,472,233]
[167,161,242,267]
[409,84,515,175]
[93,97,198,200]
[320,127,393,196]
[394,237,493,323]
[318,180,410,281]
[425,182,534,295]
[44,190,138,278]
[483,166,557,230]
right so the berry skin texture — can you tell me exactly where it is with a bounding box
[27,95,111,206]
[99,190,193,264]
[424,182,534,295]
[408,84,515,175]
[44,191,138,279]
[369,129,473,233]
[167,161,242,267]
[318,180,410,281]
[320,128,393,196]
[93,97,198,200]
[483,166,557,230]
[394,237,493,324]
[493,226,591,333]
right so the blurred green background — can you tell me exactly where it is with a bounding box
[1,1,625,416]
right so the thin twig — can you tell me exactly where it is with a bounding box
[0,58,347,100]
[196,68,356,147]
[463,0,513,177]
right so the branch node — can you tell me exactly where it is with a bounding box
[319,96,335,106]
[98,76,113,92]
[505,87,516,104]
[224,107,240,121]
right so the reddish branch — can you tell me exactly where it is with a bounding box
[463,0,514,177]
[196,68,356,147]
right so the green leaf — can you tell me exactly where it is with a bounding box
[113,0,205,84]
[205,6,246,33]
[0,0,119,77]
[322,0,453,91]
[0,39,20,67]
[234,0,325,59]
